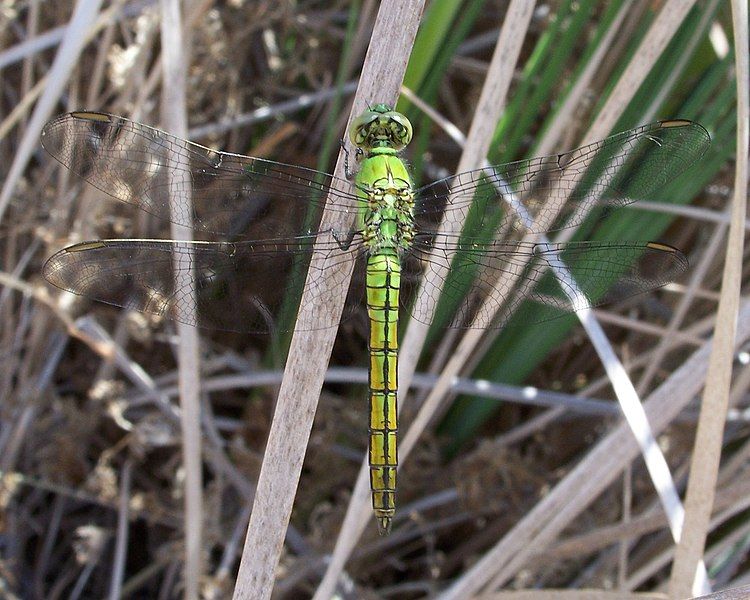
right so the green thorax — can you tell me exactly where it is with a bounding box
[349,105,415,254]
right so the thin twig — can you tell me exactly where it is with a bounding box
[108,459,132,600]
[669,0,749,595]
[160,1,203,595]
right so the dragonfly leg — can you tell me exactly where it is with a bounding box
[332,228,359,251]
[341,139,354,179]
[341,138,364,179]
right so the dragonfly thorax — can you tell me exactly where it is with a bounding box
[351,107,415,255]
[357,157,415,254]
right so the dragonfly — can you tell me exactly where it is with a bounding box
[41,106,709,534]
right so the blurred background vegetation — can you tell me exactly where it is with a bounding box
[0,0,745,598]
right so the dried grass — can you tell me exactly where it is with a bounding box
[0,1,747,599]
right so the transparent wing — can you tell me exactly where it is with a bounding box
[42,113,696,333]
[404,236,688,329]
[414,120,710,235]
[41,111,359,238]
[43,234,686,333]
[43,236,365,333]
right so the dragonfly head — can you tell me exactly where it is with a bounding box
[349,104,413,153]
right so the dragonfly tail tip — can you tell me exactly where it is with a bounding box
[377,516,392,536]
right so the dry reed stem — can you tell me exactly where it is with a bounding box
[399,0,536,410]
[108,459,132,599]
[669,0,750,596]
[581,0,700,145]
[555,454,750,588]
[231,2,425,598]
[641,0,721,123]
[532,1,630,158]
[159,0,203,597]
[0,272,115,357]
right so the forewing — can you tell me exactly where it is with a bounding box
[41,112,358,239]
[414,120,710,236]
[404,237,688,329]
[43,236,365,333]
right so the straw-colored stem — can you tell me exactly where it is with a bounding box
[160,0,203,598]
[668,0,749,595]
[232,2,425,598]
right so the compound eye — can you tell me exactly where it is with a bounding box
[349,111,379,146]
[385,111,413,149]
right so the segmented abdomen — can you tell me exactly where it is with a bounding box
[366,250,400,535]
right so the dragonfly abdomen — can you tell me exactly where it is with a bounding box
[350,106,415,534]
[366,249,400,535]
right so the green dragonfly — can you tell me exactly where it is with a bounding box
[41,107,709,534]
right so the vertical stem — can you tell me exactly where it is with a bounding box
[232,2,425,598]
[668,0,749,596]
[160,1,203,598]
